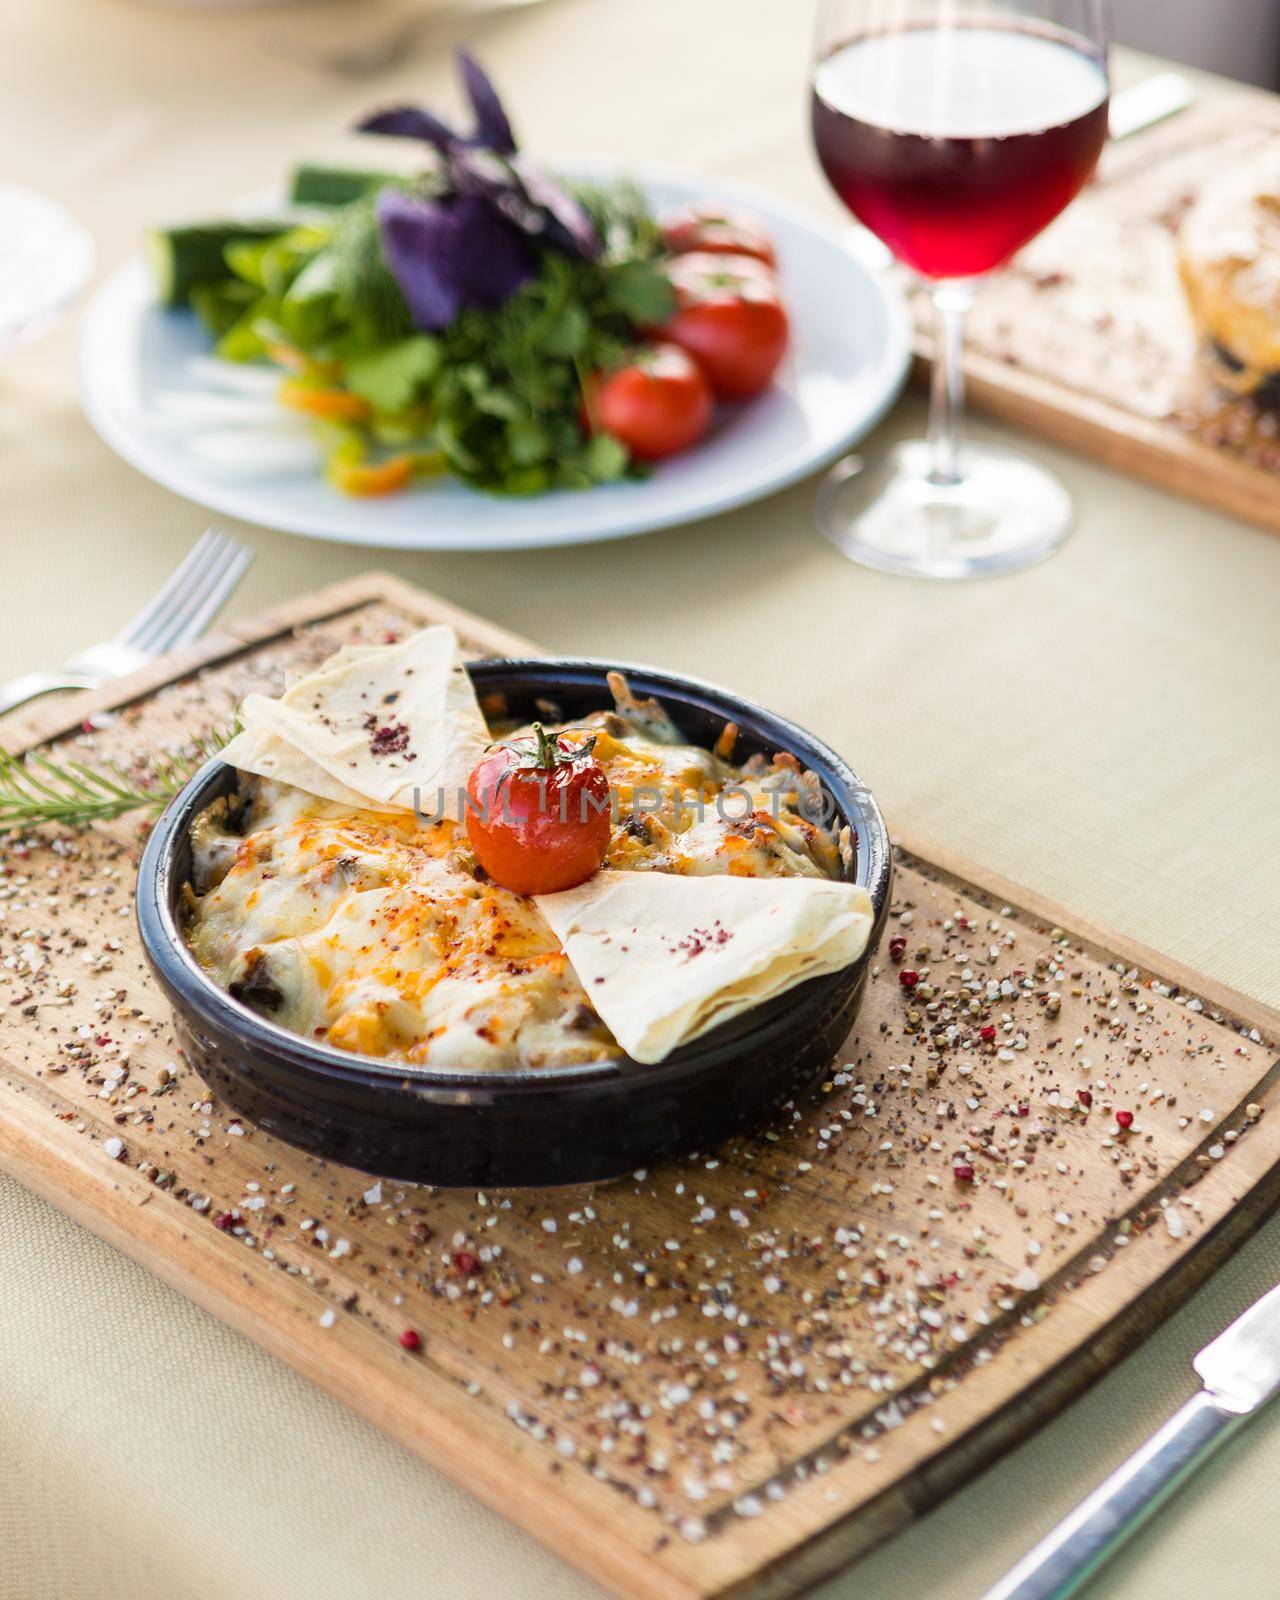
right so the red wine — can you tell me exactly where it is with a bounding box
[812,24,1108,279]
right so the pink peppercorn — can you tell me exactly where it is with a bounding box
[888,935,907,963]
[452,1249,480,1276]
[980,1025,997,1043]
[899,969,920,990]
[399,1329,422,1352]
[1078,1089,1093,1109]
[213,1212,236,1231]
[1115,1109,1134,1129]
[953,1163,975,1182]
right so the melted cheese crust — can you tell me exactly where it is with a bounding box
[186,713,842,1071]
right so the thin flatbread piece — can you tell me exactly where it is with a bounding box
[222,626,489,816]
[536,869,874,1064]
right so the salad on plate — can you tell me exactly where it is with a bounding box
[147,54,791,499]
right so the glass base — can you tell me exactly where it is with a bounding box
[818,441,1073,580]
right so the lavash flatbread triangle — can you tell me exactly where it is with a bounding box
[218,723,376,810]
[223,625,489,817]
[535,869,874,1064]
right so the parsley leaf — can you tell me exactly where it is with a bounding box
[600,258,674,325]
[345,335,441,411]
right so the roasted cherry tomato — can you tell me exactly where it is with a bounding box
[661,201,777,267]
[591,343,713,461]
[466,724,611,897]
[662,251,789,400]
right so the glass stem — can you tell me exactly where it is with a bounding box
[927,281,977,488]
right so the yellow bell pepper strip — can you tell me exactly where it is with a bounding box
[326,452,416,497]
[279,380,373,424]
[264,340,342,380]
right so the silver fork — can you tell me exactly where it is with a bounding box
[0,529,252,719]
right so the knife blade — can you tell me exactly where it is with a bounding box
[980,1280,1280,1600]
[1108,72,1195,141]
[1195,1280,1280,1410]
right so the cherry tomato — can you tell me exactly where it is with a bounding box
[591,343,713,462]
[661,201,777,267]
[662,252,789,400]
[466,724,611,897]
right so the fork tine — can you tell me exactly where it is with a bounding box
[128,533,236,655]
[140,537,248,657]
[163,545,252,651]
[127,528,235,652]
[112,529,226,652]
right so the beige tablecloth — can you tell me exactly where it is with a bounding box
[3,4,1280,1597]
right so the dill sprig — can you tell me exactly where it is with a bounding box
[0,725,238,835]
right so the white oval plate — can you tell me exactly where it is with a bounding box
[77,169,909,552]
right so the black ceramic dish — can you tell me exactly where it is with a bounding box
[136,660,892,1187]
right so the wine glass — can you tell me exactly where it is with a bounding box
[0,186,93,356]
[811,0,1110,578]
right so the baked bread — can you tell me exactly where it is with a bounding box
[1178,156,1280,399]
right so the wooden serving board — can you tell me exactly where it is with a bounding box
[2,572,1279,1600]
[915,81,1280,536]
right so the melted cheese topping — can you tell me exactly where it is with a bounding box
[186,709,843,1071]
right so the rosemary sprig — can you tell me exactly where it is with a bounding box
[0,724,238,835]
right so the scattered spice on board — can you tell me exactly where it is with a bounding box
[0,607,1272,1537]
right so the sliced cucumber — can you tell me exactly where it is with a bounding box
[288,165,398,207]
[146,222,289,309]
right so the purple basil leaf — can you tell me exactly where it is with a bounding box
[450,147,539,228]
[511,155,600,258]
[375,188,534,331]
[359,55,515,155]
[358,53,597,274]
[450,146,600,261]
[357,105,459,149]
[456,50,516,154]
